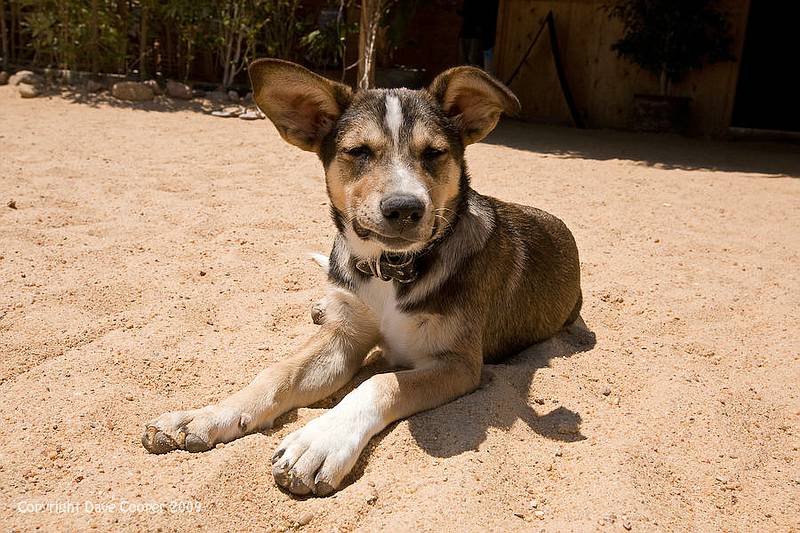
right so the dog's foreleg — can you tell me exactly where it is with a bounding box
[142,288,378,454]
[271,350,481,496]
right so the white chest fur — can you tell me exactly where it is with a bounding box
[356,278,453,368]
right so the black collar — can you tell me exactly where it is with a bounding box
[351,207,463,284]
[355,252,419,283]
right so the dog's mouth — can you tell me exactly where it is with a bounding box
[352,220,434,252]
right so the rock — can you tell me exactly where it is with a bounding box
[0,71,9,85]
[602,386,611,396]
[86,80,105,93]
[143,79,163,95]
[623,521,632,530]
[9,70,43,86]
[534,510,545,520]
[227,89,240,103]
[111,81,154,101]
[239,110,265,121]
[18,83,39,98]
[206,90,228,103]
[166,80,193,100]
[7,199,17,209]
[297,512,314,526]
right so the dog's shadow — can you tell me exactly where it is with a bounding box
[315,318,597,489]
[406,319,596,458]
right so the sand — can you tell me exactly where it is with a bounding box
[1,85,799,532]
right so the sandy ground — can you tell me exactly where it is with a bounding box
[1,85,799,533]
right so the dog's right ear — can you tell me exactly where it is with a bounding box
[249,59,353,152]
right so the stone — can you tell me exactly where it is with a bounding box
[227,89,240,103]
[0,71,9,85]
[18,83,40,98]
[111,81,154,101]
[166,80,193,100]
[206,90,228,103]
[86,80,105,93]
[9,70,43,86]
[143,79,163,95]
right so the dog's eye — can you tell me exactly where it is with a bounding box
[343,145,373,159]
[423,147,447,160]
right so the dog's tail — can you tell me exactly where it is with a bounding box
[307,252,329,272]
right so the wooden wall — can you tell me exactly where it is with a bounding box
[494,0,751,136]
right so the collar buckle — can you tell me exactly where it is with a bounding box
[355,253,418,283]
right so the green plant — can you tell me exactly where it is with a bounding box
[299,2,357,71]
[605,0,734,96]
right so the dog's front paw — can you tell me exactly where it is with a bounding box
[271,409,372,496]
[142,405,244,454]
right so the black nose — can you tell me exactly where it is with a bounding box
[380,194,425,227]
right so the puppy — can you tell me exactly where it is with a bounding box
[142,59,582,497]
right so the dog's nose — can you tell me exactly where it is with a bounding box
[380,194,425,227]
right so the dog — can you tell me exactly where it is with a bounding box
[141,59,583,497]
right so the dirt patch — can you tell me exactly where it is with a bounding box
[1,87,798,532]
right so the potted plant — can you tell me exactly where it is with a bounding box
[605,0,734,133]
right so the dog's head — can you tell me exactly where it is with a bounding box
[250,59,519,257]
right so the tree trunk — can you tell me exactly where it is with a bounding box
[139,1,148,79]
[90,0,99,74]
[659,66,668,97]
[0,0,8,69]
[357,0,382,90]
[118,0,128,74]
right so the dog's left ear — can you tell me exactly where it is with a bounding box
[429,67,520,145]
[249,58,353,152]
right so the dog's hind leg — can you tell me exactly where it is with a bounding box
[142,287,378,454]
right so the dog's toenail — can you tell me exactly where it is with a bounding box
[288,473,311,495]
[314,480,335,497]
[272,449,285,464]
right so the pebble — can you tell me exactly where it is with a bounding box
[125,395,134,401]
[7,199,16,209]
[602,386,611,396]
[534,510,545,520]
[623,521,632,530]
[18,82,39,98]
[555,448,563,457]
[513,512,524,519]
[528,499,539,509]
[297,511,314,526]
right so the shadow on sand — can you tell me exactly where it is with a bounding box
[484,119,800,178]
[324,319,597,489]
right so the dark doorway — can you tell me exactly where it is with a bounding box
[731,3,800,132]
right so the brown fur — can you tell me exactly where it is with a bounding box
[142,59,582,499]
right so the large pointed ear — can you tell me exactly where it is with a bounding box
[428,67,521,145]
[249,59,353,152]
